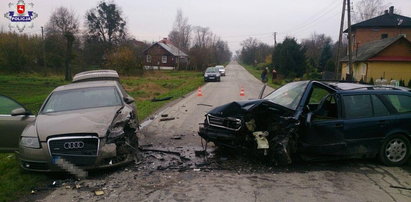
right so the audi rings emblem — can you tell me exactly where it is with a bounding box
[63,141,85,149]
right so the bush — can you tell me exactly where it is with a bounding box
[408,79,411,88]
[256,62,270,70]
[369,77,374,85]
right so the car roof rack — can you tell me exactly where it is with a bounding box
[72,70,119,83]
[344,86,404,91]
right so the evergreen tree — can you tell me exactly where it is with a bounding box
[272,37,306,78]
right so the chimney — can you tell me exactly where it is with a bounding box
[389,6,394,15]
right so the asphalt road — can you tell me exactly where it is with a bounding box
[27,62,411,202]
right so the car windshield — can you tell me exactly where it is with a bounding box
[42,86,122,113]
[206,68,217,73]
[264,81,309,110]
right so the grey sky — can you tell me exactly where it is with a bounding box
[1,0,411,52]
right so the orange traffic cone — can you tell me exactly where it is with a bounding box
[197,87,203,96]
[240,87,245,96]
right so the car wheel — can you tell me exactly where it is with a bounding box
[379,134,410,166]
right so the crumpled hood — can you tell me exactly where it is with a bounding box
[36,106,121,141]
[208,99,292,117]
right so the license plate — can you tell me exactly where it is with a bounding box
[51,156,61,164]
[209,77,215,79]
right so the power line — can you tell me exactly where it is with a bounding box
[282,0,340,34]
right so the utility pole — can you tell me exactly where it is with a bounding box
[41,26,46,70]
[347,0,353,81]
[273,32,277,47]
[335,0,346,80]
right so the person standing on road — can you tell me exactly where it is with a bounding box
[261,67,268,83]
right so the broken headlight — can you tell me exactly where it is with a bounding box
[20,137,40,149]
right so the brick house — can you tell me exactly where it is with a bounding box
[341,6,411,82]
[143,38,189,70]
[348,6,411,50]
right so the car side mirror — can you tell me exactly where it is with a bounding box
[11,108,31,116]
[306,112,313,127]
[124,96,135,104]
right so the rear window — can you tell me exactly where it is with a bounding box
[383,94,411,113]
[343,95,373,119]
[371,95,390,116]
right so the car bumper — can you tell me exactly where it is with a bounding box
[204,76,220,81]
[18,138,131,172]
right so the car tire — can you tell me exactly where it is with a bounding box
[379,134,410,166]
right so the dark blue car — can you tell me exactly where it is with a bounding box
[199,80,411,166]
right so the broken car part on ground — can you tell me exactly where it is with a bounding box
[199,80,411,166]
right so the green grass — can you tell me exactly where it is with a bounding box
[0,71,203,201]
[241,64,282,89]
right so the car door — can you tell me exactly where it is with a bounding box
[301,94,348,155]
[0,95,35,152]
[341,94,392,155]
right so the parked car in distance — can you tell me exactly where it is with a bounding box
[216,65,226,76]
[0,70,141,172]
[204,67,221,82]
[199,80,411,166]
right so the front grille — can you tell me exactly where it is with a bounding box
[48,136,99,166]
[207,114,242,131]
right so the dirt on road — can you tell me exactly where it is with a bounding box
[21,62,411,202]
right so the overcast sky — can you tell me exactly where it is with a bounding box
[1,0,411,52]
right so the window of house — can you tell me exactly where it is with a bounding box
[146,55,151,63]
[343,95,373,119]
[162,56,167,63]
[381,34,388,39]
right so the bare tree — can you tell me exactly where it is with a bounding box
[301,33,332,68]
[168,9,192,52]
[46,7,79,80]
[354,0,386,22]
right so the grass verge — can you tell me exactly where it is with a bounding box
[0,70,203,201]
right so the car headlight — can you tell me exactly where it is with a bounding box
[20,137,40,149]
[204,74,208,77]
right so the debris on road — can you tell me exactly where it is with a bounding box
[151,96,173,102]
[197,103,213,107]
[161,114,169,117]
[159,117,176,122]
[390,185,411,190]
[94,190,105,196]
[171,135,184,140]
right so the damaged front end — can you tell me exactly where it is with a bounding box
[199,100,300,165]
[105,106,140,165]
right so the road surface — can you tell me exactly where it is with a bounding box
[25,62,411,202]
